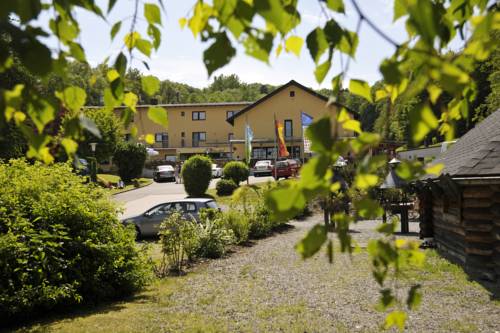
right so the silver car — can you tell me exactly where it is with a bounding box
[153,165,175,182]
[122,198,219,238]
[253,160,273,177]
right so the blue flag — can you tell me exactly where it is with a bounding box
[301,112,313,126]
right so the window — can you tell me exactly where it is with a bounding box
[155,133,168,147]
[192,132,206,147]
[226,110,236,119]
[181,132,185,137]
[181,139,185,147]
[284,119,293,138]
[289,90,295,97]
[185,202,196,212]
[192,111,206,120]
[181,111,185,117]
[228,133,234,142]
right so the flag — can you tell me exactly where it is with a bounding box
[275,119,289,158]
[301,112,313,154]
[245,124,253,164]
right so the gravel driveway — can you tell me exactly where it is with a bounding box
[151,217,500,332]
[18,216,500,333]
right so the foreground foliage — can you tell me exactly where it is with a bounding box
[0,160,151,321]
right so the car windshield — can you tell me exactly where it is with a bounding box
[206,200,218,209]
[158,165,173,171]
[276,161,287,167]
[255,161,270,166]
[212,164,218,169]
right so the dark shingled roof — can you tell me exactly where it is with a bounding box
[432,109,500,178]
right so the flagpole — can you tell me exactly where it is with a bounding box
[273,113,278,180]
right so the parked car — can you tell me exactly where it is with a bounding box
[272,159,300,180]
[153,165,175,182]
[253,160,273,176]
[212,164,222,178]
[122,198,220,238]
[73,158,90,176]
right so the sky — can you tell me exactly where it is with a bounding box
[40,0,411,89]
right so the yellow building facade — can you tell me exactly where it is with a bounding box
[120,80,354,162]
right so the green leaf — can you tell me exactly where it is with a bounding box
[427,84,442,104]
[145,134,155,145]
[384,310,407,331]
[338,30,358,57]
[325,0,345,13]
[141,75,160,96]
[395,160,425,181]
[393,0,407,21]
[314,60,331,84]
[306,28,329,63]
[295,224,327,259]
[349,79,373,103]
[144,3,162,26]
[305,117,333,153]
[147,24,161,49]
[285,36,303,57]
[409,103,438,143]
[124,31,141,50]
[376,289,396,311]
[26,100,55,133]
[114,52,127,76]
[69,42,85,62]
[342,119,362,134]
[265,184,307,221]
[380,59,402,85]
[204,32,236,76]
[179,18,187,29]
[299,155,330,193]
[56,86,86,112]
[354,198,383,219]
[136,39,152,57]
[354,174,379,190]
[123,92,138,111]
[407,285,422,310]
[108,0,118,13]
[254,0,300,34]
[61,138,78,155]
[147,106,169,128]
[110,21,121,40]
[103,88,120,111]
[244,33,273,63]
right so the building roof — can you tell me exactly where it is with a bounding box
[226,80,356,125]
[431,109,500,178]
[88,101,252,109]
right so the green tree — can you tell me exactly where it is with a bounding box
[113,142,147,182]
[78,108,123,163]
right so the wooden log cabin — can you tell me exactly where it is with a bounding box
[418,109,500,281]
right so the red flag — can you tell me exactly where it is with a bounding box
[275,119,289,158]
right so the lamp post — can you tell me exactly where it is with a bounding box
[89,142,98,183]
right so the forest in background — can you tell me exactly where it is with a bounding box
[1,30,498,158]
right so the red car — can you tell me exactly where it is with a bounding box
[272,159,300,180]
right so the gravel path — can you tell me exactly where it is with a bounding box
[153,217,500,332]
[17,216,500,333]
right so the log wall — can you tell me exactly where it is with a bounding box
[432,183,500,280]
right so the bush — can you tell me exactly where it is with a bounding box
[182,155,212,197]
[216,179,238,196]
[223,161,249,185]
[248,201,273,238]
[196,208,235,258]
[223,210,250,244]
[0,160,151,321]
[157,211,198,275]
[113,142,147,182]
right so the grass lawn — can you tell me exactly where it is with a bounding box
[13,219,500,333]
[97,174,153,194]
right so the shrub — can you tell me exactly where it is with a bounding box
[216,179,238,196]
[223,210,250,244]
[248,201,273,238]
[0,160,151,321]
[113,142,147,182]
[182,155,212,197]
[196,208,235,258]
[223,161,249,185]
[157,211,199,275]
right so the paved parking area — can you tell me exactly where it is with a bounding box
[115,176,275,219]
